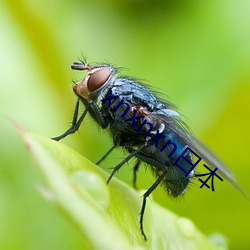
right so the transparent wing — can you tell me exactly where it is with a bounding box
[187,133,247,198]
[147,110,248,198]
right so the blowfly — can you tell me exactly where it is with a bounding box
[52,60,246,240]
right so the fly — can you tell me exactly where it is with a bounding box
[52,60,246,240]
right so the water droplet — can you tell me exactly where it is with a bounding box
[71,170,110,209]
[177,217,196,238]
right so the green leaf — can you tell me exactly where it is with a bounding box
[19,128,227,250]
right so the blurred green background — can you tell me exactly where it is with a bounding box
[1,0,250,249]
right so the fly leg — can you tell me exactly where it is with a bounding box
[100,148,141,188]
[88,100,107,129]
[52,99,108,141]
[133,160,141,189]
[107,144,146,184]
[52,99,88,141]
[96,145,116,165]
[140,173,166,240]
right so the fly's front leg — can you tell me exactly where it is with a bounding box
[88,100,108,129]
[52,99,108,141]
[52,99,88,141]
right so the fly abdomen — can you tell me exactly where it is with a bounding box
[136,128,194,197]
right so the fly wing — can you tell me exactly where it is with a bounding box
[187,134,247,198]
[148,110,247,198]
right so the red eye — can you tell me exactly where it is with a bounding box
[87,68,111,92]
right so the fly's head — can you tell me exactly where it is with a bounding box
[72,61,116,101]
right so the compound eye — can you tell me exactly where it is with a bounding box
[87,68,111,92]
